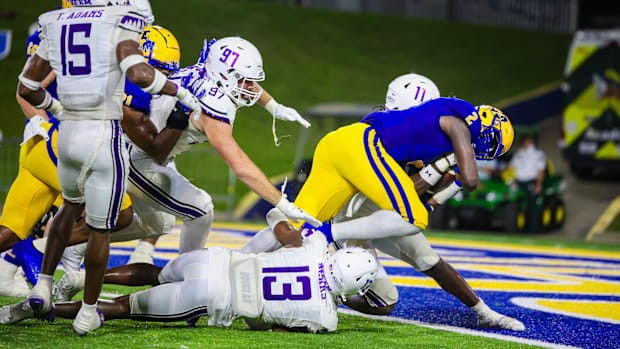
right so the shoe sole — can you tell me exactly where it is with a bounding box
[28,298,55,322]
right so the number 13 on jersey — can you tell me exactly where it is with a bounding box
[262,266,312,301]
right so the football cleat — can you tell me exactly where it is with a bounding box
[26,276,55,321]
[53,270,85,302]
[0,301,35,324]
[477,311,525,331]
[73,305,104,336]
[12,237,43,285]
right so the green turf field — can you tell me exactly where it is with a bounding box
[0,0,572,204]
[0,275,540,349]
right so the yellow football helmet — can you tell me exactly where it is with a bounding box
[140,25,181,72]
[474,105,514,160]
[62,0,72,8]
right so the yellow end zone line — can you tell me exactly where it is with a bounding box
[426,237,620,260]
[121,222,620,260]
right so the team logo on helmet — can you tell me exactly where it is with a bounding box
[474,105,514,160]
[140,25,181,72]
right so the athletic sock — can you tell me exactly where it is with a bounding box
[331,210,421,241]
[61,243,87,272]
[32,238,46,254]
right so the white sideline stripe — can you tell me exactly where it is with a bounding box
[337,308,578,349]
[511,297,620,325]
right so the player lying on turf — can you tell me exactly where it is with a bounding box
[0,212,378,334]
[241,73,524,330]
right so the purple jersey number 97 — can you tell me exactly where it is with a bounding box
[262,266,312,301]
[219,48,240,68]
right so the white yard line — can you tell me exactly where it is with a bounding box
[337,308,579,349]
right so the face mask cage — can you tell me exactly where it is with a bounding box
[231,76,264,106]
[474,116,503,160]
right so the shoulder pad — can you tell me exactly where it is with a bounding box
[113,6,145,34]
[197,80,236,124]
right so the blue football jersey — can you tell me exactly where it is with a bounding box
[123,78,151,114]
[360,97,481,166]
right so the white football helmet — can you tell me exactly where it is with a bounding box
[325,247,378,300]
[385,73,440,110]
[205,37,265,106]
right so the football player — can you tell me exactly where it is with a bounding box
[18,0,202,335]
[2,21,189,293]
[241,73,524,330]
[124,31,311,265]
[0,210,378,334]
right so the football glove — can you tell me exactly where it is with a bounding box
[165,102,190,130]
[276,194,321,227]
[274,104,311,128]
[175,86,203,119]
[265,99,311,128]
[21,115,49,145]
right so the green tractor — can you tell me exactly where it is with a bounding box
[429,161,566,233]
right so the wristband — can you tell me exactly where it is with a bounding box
[264,98,278,116]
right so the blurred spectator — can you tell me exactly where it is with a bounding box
[508,133,546,232]
[476,159,500,180]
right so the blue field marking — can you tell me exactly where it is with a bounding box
[108,225,620,349]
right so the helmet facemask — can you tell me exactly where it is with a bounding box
[474,105,514,160]
[474,117,503,160]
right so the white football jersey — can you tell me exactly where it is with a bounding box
[36,5,145,120]
[132,79,237,163]
[257,231,338,333]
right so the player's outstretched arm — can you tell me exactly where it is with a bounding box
[121,102,189,163]
[256,86,311,128]
[439,116,479,190]
[197,113,320,226]
[117,40,202,115]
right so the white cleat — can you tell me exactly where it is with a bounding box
[478,312,526,331]
[0,301,34,324]
[73,304,103,336]
[26,277,55,320]
[52,270,85,302]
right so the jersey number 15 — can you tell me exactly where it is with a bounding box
[60,23,92,76]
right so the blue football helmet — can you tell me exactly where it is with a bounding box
[474,105,514,160]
